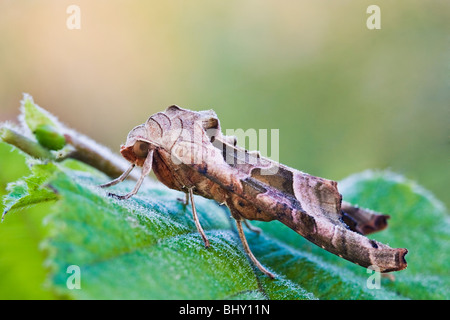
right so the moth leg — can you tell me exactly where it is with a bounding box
[177,191,189,207]
[188,187,210,249]
[235,218,275,279]
[227,201,275,279]
[99,164,135,188]
[244,220,262,234]
[107,150,153,200]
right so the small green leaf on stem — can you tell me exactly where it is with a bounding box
[21,94,66,151]
[34,124,66,150]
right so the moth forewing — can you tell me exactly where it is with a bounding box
[191,131,408,272]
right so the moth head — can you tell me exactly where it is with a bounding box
[120,124,152,166]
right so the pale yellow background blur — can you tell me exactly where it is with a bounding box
[0,0,448,206]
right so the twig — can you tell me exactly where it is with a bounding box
[0,126,54,160]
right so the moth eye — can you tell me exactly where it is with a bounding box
[133,141,150,158]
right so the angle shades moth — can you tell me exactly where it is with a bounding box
[100,105,407,278]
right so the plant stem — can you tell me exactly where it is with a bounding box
[0,127,54,160]
[0,125,137,180]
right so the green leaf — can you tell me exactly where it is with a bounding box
[21,94,58,132]
[338,170,450,299]
[2,160,58,221]
[1,95,448,299]
[34,124,66,151]
[21,94,66,151]
[0,142,56,299]
[3,97,447,299]
[249,171,449,300]
[3,158,448,299]
[41,165,314,299]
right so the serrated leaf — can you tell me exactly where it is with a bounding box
[21,94,58,132]
[41,166,315,299]
[0,142,56,299]
[2,153,448,299]
[20,94,66,151]
[338,170,450,299]
[2,160,58,221]
[5,96,447,299]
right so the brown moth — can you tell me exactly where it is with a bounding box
[100,105,407,278]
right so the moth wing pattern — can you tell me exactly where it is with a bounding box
[110,105,407,274]
[161,107,407,272]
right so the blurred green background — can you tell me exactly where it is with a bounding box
[0,1,448,298]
